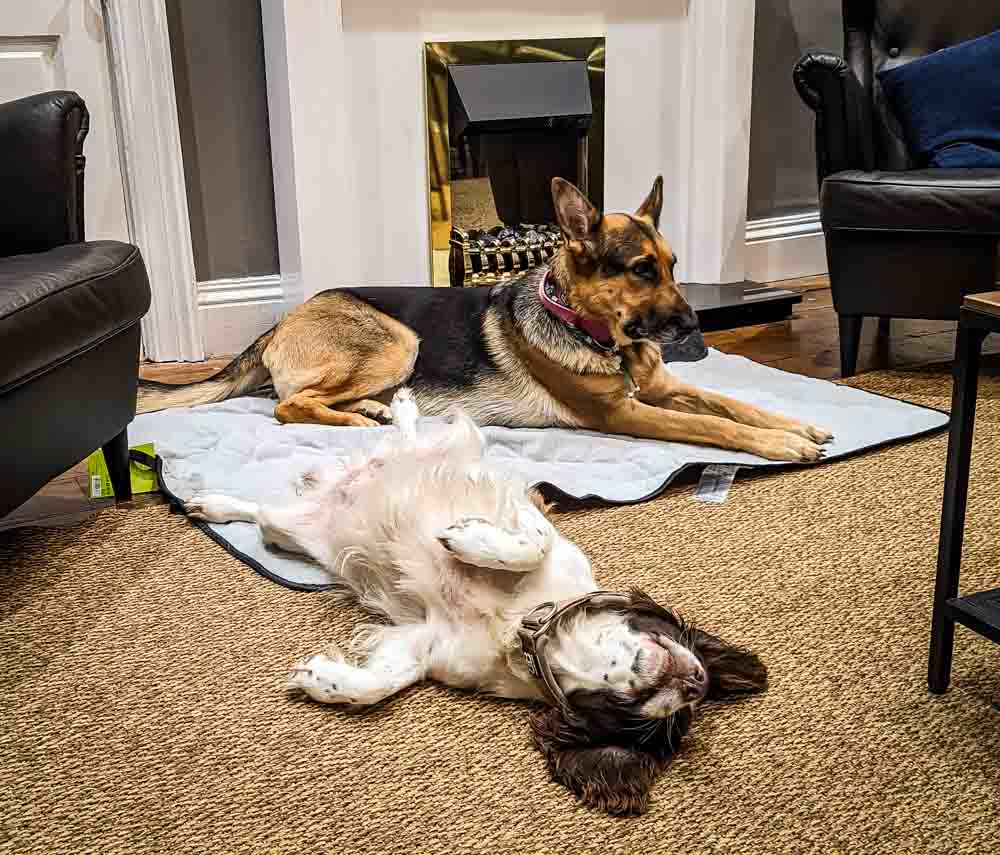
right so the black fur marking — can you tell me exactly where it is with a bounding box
[338,287,499,388]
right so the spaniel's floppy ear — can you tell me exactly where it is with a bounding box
[635,175,664,228]
[551,177,601,246]
[689,628,768,700]
[529,706,662,816]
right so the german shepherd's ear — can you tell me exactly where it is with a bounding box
[635,175,664,228]
[530,706,663,816]
[551,177,601,245]
[689,628,768,700]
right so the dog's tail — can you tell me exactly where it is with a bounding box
[137,326,277,414]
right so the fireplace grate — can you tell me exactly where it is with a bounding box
[449,223,563,287]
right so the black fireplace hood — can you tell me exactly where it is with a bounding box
[447,60,592,143]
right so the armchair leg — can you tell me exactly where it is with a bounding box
[838,314,864,378]
[877,317,891,339]
[102,428,133,501]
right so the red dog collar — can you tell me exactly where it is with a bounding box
[539,272,616,350]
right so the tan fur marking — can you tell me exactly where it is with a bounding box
[507,336,822,462]
[263,291,418,427]
[275,392,380,427]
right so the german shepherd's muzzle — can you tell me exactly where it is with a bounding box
[139,177,832,462]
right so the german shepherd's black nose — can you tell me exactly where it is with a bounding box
[627,307,700,341]
[673,307,700,336]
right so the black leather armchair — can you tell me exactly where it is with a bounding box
[0,91,152,519]
[794,1,1000,377]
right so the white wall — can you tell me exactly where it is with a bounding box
[266,0,755,300]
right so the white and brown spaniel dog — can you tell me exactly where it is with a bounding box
[185,389,767,815]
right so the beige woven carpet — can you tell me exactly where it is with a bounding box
[2,366,999,855]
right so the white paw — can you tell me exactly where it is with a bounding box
[437,508,553,572]
[514,503,556,550]
[391,387,420,435]
[286,652,356,705]
[183,494,257,524]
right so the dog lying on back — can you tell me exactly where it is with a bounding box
[185,390,767,815]
[141,176,832,463]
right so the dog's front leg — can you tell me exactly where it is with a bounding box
[288,624,434,707]
[649,378,832,443]
[604,399,826,462]
[628,344,832,451]
[436,504,554,572]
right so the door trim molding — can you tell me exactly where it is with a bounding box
[675,0,757,284]
[746,211,822,243]
[197,275,285,308]
[745,211,827,282]
[102,0,203,361]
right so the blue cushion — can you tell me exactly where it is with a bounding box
[878,30,1000,168]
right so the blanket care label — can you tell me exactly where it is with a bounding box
[694,464,740,504]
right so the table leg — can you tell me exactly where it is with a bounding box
[928,321,987,693]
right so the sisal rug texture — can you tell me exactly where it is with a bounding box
[1,365,999,855]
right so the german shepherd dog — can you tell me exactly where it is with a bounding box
[138,177,832,462]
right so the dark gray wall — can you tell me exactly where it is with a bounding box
[747,0,843,221]
[166,0,279,280]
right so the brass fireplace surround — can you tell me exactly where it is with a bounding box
[424,38,605,285]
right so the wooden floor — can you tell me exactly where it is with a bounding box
[6,276,991,531]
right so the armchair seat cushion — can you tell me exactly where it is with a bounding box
[0,241,150,395]
[821,169,1000,234]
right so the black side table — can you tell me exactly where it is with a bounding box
[929,293,1000,693]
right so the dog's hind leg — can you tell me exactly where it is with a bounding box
[288,623,435,706]
[265,291,419,428]
[185,494,336,565]
[184,494,259,524]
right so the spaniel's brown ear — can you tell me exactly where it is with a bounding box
[690,628,768,699]
[529,707,660,816]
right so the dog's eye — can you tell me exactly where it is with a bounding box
[631,261,657,281]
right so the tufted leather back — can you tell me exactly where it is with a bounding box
[0,91,88,257]
[843,1,1000,169]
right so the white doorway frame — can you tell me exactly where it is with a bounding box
[103,0,295,361]
[102,0,202,361]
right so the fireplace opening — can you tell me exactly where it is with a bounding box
[424,39,605,287]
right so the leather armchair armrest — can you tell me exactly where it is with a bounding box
[793,52,874,186]
[0,90,89,258]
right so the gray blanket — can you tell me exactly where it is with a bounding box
[130,349,947,589]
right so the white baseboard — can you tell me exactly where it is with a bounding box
[197,274,286,358]
[745,212,828,283]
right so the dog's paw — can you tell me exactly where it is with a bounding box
[785,422,834,445]
[438,509,552,572]
[286,651,354,704]
[756,430,826,464]
[800,423,834,444]
[183,494,256,524]
[354,400,393,425]
[390,387,420,435]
